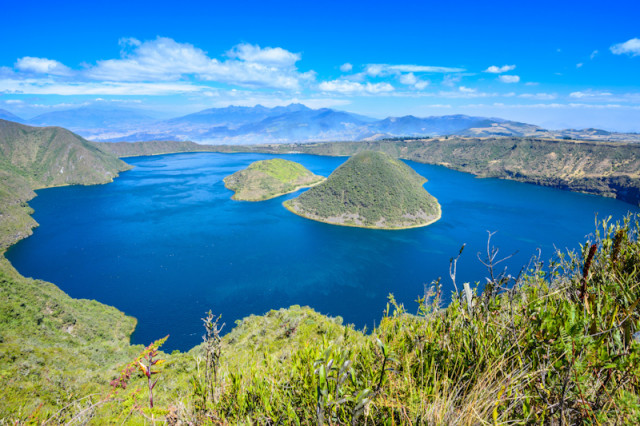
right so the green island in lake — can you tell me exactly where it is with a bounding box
[223,158,325,201]
[284,151,441,229]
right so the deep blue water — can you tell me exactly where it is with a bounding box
[6,153,640,351]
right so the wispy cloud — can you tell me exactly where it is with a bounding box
[398,72,429,90]
[570,90,613,98]
[590,50,599,60]
[610,38,640,56]
[15,57,71,76]
[339,63,353,72]
[442,74,462,87]
[0,78,208,95]
[484,65,516,73]
[458,86,476,93]
[519,93,557,100]
[365,63,465,77]
[498,75,520,83]
[226,43,300,66]
[318,79,394,94]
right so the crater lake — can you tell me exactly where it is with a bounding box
[7,152,640,351]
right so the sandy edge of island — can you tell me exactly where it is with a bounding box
[282,199,442,230]
[227,177,326,201]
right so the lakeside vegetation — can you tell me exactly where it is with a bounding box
[100,137,640,206]
[0,119,131,248]
[224,158,325,201]
[1,120,640,423]
[284,151,441,229]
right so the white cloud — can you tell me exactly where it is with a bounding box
[414,80,429,90]
[484,64,516,73]
[398,72,429,90]
[590,50,599,60]
[569,90,613,98]
[119,37,142,48]
[498,75,520,83]
[610,38,640,56]
[6,38,317,94]
[435,89,496,99]
[83,38,312,90]
[365,63,465,77]
[442,74,462,87]
[0,78,207,95]
[387,64,465,73]
[399,72,417,85]
[576,63,583,68]
[340,63,353,72]
[519,93,557,100]
[15,57,71,76]
[318,79,394,94]
[227,43,300,66]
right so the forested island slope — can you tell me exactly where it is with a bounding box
[284,151,441,229]
[101,137,640,205]
[224,158,324,201]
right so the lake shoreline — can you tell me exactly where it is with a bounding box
[283,199,442,230]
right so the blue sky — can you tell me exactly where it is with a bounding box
[1,0,639,131]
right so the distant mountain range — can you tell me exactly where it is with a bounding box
[0,108,26,123]
[3,104,639,144]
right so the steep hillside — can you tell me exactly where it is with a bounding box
[0,119,132,248]
[0,257,139,420]
[284,151,441,229]
[0,119,130,188]
[224,158,325,201]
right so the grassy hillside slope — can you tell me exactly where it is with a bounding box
[0,120,131,249]
[0,120,139,420]
[285,151,440,229]
[224,158,325,201]
[0,257,139,420]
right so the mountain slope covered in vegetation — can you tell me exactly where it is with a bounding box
[284,151,441,229]
[224,158,325,201]
[0,120,131,248]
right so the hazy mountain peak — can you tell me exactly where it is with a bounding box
[0,109,25,123]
